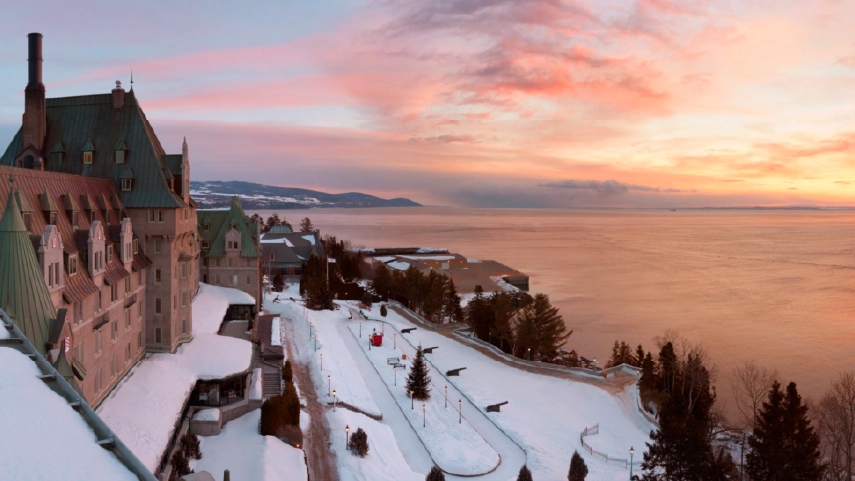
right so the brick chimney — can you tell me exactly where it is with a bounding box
[112,80,125,110]
[22,33,46,153]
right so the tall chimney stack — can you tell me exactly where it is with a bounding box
[22,33,46,153]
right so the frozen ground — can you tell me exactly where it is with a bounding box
[98,284,253,471]
[193,409,308,481]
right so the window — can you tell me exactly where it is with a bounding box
[182,263,188,278]
[139,299,144,320]
[181,319,187,335]
[111,320,118,341]
[215,258,221,267]
[83,152,93,164]
[54,263,60,286]
[95,368,102,392]
[203,223,210,231]
[121,179,132,191]
[133,238,138,254]
[232,275,238,285]
[184,208,188,220]
[111,283,118,302]
[74,301,83,324]
[125,310,131,330]
[202,240,209,249]
[155,327,162,344]
[111,355,118,377]
[154,238,161,253]
[107,245,113,262]
[95,331,103,355]
[47,263,53,287]
[173,295,177,310]
[125,343,131,362]
[138,270,143,287]
[182,291,188,307]
[72,211,78,228]
[154,297,162,314]
[73,341,83,365]
[246,275,251,285]
[158,209,165,223]
[125,277,131,294]
[137,332,142,349]
[105,210,111,225]
[49,212,57,225]
[52,151,62,164]
[95,291,102,312]
[148,209,155,223]
[154,268,162,284]
[115,150,124,164]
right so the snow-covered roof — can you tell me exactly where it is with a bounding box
[387,261,412,271]
[192,408,221,422]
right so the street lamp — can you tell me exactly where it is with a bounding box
[345,425,350,447]
[629,446,635,477]
[459,399,462,424]
[410,390,414,409]
[422,404,426,427]
[394,333,396,350]
[328,375,331,396]
[394,366,397,386]
[527,348,531,361]
[333,390,337,412]
[314,336,318,351]
[309,322,313,337]
[359,322,362,338]
[444,386,448,408]
[320,353,323,370]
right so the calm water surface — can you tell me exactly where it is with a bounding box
[256,207,855,413]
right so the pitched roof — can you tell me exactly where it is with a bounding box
[0,91,185,208]
[198,197,260,258]
[0,176,56,354]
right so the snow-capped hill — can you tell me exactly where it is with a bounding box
[190,181,421,210]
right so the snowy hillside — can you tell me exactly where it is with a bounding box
[190,181,421,209]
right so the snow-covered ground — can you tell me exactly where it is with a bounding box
[0,344,139,481]
[355,303,654,480]
[349,324,500,475]
[193,409,308,481]
[97,284,254,472]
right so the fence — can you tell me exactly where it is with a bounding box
[580,424,642,468]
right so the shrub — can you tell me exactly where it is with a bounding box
[283,382,301,427]
[282,360,293,383]
[273,274,284,292]
[181,433,202,460]
[171,449,191,478]
[260,395,286,436]
[425,465,445,481]
[349,427,369,457]
[362,291,373,308]
[568,451,587,481]
[380,304,387,317]
[516,465,533,481]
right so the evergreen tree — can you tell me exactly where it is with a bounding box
[300,217,314,232]
[425,465,445,481]
[171,449,191,477]
[272,274,284,292]
[349,427,369,457]
[516,294,571,361]
[516,465,533,481]
[181,433,202,460]
[465,285,494,341]
[568,451,588,481]
[606,341,634,368]
[746,381,824,480]
[635,345,646,367]
[442,276,463,323]
[490,292,515,352]
[283,381,301,426]
[361,291,373,308]
[640,352,657,393]
[263,213,281,234]
[302,254,331,310]
[380,304,387,317]
[372,262,392,301]
[406,345,431,400]
[282,360,293,383]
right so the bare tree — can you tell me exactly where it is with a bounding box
[816,371,855,481]
[730,360,778,430]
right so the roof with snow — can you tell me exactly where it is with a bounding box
[198,197,260,258]
[0,310,156,481]
[260,230,324,265]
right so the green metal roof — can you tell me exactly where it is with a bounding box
[50,142,64,153]
[198,197,259,258]
[81,139,95,152]
[114,137,127,151]
[0,91,183,209]
[119,166,135,180]
[0,182,56,355]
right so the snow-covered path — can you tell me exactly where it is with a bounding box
[339,311,528,481]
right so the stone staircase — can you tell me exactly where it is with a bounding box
[262,367,281,399]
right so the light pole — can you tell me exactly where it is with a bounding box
[314,336,318,351]
[527,348,531,361]
[410,390,414,409]
[393,333,396,350]
[320,353,323,370]
[359,322,362,337]
[629,446,634,479]
[458,399,462,424]
[309,322,313,338]
[327,375,331,396]
[444,386,448,408]
[422,404,426,427]
[394,366,397,386]
[345,425,350,448]
[333,390,337,412]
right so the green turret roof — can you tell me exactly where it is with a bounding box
[0,176,56,354]
[199,196,259,258]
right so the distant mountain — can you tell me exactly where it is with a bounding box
[190,181,421,210]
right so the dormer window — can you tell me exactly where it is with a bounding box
[202,240,210,249]
[82,139,95,164]
[22,212,31,231]
[203,223,210,231]
[51,142,64,164]
[107,245,113,263]
[133,238,138,254]
[49,212,57,225]
[72,211,79,229]
[121,179,132,191]
[114,138,127,164]
[68,254,78,276]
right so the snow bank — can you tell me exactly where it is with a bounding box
[214,284,256,306]
[251,368,264,401]
[98,284,253,471]
[195,410,308,481]
[327,409,424,481]
[271,317,282,346]
[349,323,500,475]
[192,408,221,422]
[0,347,138,481]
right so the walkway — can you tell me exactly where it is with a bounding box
[282,317,340,481]
[340,308,528,481]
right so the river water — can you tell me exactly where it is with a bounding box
[254,207,855,414]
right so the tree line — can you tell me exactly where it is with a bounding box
[371,262,464,324]
[249,212,315,233]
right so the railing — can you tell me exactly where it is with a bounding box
[580,424,642,468]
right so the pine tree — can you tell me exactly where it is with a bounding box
[171,449,191,477]
[282,360,293,383]
[349,427,369,457]
[300,217,314,232]
[442,276,463,323]
[373,263,392,301]
[406,345,432,400]
[380,304,387,317]
[516,465,533,481]
[516,294,571,361]
[465,285,494,341]
[272,274,284,292]
[425,465,445,481]
[283,381,301,427]
[640,352,657,393]
[568,451,588,480]
[747,381,824,480]
[635,345,646,367]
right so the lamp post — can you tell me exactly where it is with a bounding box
[333,390,337,412]
[314,336,318,351]
[629,446,634,479]
[527,348,531,361]
[345,425,350,448]
[422,404,426,427]
[327,375,331,396]
[394,366,397,386]
[309,322,313,338]
[320,353,323,370]
[410,390,414,409]
[393,333,396,350]
[444,386,448,408]
[458,399,462,424]
[359,322,362,337]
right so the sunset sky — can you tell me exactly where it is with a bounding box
[2,0,855,208]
